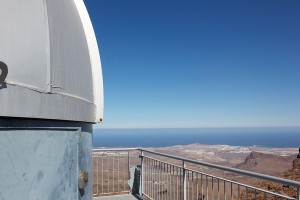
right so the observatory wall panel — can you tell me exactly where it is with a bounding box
[0,127,92,200]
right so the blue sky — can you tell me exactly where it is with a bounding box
[85,0,300,129]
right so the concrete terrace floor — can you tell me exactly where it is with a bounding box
[93,194,142,200]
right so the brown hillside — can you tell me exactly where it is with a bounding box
[240,149,300,200]
[235,151,296,175]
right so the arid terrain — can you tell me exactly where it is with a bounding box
[148,143,298,169]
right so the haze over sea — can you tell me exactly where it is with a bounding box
[93,127,300,148]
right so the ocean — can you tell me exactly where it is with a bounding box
[93,127,300,148]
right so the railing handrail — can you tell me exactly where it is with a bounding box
[93,147,139,152]
[92,148,300,188]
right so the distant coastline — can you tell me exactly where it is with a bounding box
[93,127,300,148]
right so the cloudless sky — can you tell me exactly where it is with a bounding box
[84,0,300,129]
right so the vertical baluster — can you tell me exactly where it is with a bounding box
[144,158,148,197]
[117,156,120,193]
[108,155,110,194]
[96,156,99,195]
[224,180,226,200]
[149,159,153,198]
[163,163,168,200]
[201,174,203,200]
[155,160,158,200]
[140,150,144,196]
[158,160,160,200]
[150,159,153,198]
[168,165,174,199]
[154,159,156,199]
[153,159,155,199]
[164,163,166,200]
[165,163,167,200]
[192,171,194,200]
[159,160,161,200]
[245,187,248,200]
[162,161,164,200]
[149,159,152,198]
[237,184,240,200]
[165,163,168,200]
[159,161,161,200]
[170,165,172,199]
[161,162,163,200]
[150,158,152,198]
[102,155,104,194]
[187,171,189,200]
[157,160,158,199]
[123,156,125,192]
[167,164,169,199]
[112,156,114,193]
[183,161,186,200]
[167,163,169,200]
[212,177,214,200]
[127,151,130,186]
[230,182,233,200]
[149,158,151,197]
[179,166,181,200]
[155,160,157,199]
[162,162,164,200]
[148,159,151,198]
[173,165,175,200]
[176,167,179,200]
[218,178,220,200]
[206,176,208,200]
[146,158,148,197]
[196,173,199,200]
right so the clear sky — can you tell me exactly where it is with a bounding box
[85,0,300,129]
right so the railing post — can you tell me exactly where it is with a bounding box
[140,150,144,196]
[183,161,186,200]
[96,156,99,195]
[128,150,130,179]
[297,187,300,200]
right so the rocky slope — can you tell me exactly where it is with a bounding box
[240,149,300,199]
[235,151,296,175]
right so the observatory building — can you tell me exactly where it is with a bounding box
[0,0,103,199]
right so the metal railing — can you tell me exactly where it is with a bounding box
[92,148,140,196]
[93,148,300,200]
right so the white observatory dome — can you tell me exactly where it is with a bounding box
[0,0,103,123]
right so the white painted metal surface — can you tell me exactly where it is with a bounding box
[0,0,103,123]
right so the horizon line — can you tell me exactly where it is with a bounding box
[93,126,300,130]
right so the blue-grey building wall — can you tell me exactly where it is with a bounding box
[0,118,93,200]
